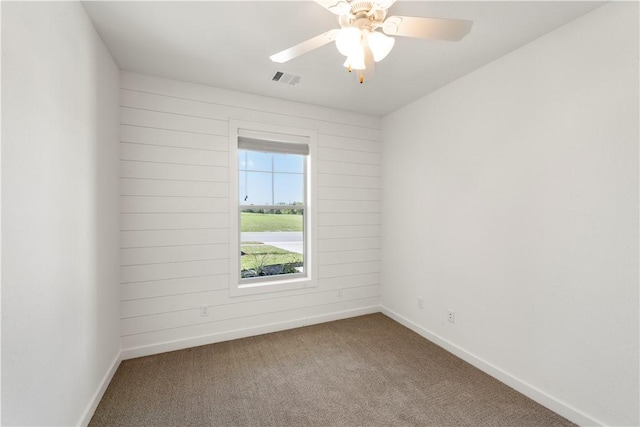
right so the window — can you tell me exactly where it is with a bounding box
[229,122,317,296]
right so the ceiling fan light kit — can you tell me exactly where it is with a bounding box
[269,0,473,84]
[335,27,362,56]
[367,31,395,61]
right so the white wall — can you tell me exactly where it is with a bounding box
[119,72,382,357]
[1,2,121,425]
[381,3,638,427]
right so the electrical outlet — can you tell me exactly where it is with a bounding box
[337,289,343,297]
[417,297,424,309]
[448,309,455,323]
[200,305,209,317]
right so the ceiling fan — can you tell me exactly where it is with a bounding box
[269,0,473,83]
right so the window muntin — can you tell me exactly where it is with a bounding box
[238,150,305,206]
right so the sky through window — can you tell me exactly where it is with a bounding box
[239,150,304,206]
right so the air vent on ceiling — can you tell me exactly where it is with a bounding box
[272,71,301,86]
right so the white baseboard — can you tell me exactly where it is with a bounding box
[121,305,380,360]
[380,306,604,427]
[77,350,122,426]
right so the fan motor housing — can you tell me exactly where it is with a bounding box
[349,1,373,13]
[340,8,386,29]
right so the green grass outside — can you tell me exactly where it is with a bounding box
[241,244,303,271]
[240,212,303,232]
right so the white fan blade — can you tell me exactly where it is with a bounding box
[372,0,397,10]
[314,0,351,15]
[382,16,473,41]
[270,29,339,63]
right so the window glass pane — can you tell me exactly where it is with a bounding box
[273,153,303,173]
[274,173,304,205]
[238,151,247,170]
[241,150,272,172]
[241,171,272,205]
[240,209,304,279]
[238,171,247,203]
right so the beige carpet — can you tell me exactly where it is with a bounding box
[90,313,575,426]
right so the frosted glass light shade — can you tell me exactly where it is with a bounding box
[335,27,362,57]
[367,31,395,62]
[343,45,366,70]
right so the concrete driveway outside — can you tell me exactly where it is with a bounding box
[241,231,303,254]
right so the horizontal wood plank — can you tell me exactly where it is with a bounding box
[122,291,218,318]
[120,178,229,198]
[319,237,381,252]
[319,261,380,279]
[319,249,381,266]
[121,259,229,284]
[318,200,381,213]
[317,187,381,201]
[318,225,381,240]
[318,134,381,153]
[121,229,229,248]
[121,125,228,151]
[318,147,381,165]
[120,160,228,182]
[318,273,380,289]
[122,244,229,266]
[318,124,381,142]
[121,89,230,120]
[121,213,229,230]
[317,213,381,226]
[121,142,228,167]
[121,107,228,135]
[121,275,229,301]
[121,196,228,213]
[318,160,381,177]
[319,174,381,189]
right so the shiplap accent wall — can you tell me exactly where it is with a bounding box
[119,72,382,355]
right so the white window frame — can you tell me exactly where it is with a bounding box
[228,120,318,297]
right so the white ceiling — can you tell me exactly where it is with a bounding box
[82,1,605,117]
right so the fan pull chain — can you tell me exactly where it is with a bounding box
[344,61,364,84]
